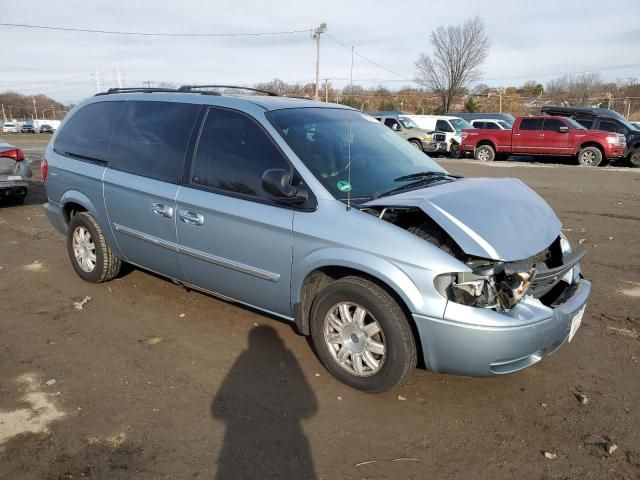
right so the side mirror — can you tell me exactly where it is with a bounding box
[558,126,569,133]
[391,123,400,131]
[262,169,308,204]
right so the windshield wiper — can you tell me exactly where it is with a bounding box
[393,171,460,182]
[374,172,459,199]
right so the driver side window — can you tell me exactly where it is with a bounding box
[436,120,453,132]
[384,118,400,130]
[191,107,291,199]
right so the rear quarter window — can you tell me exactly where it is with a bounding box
[54,101,124,162]
[108,101,201,183]
[519,118,540,130]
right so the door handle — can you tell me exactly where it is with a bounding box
[151,203,174,218]
[513,133,520,137]
[179,210,204,226]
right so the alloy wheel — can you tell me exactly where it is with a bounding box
[323,302,386,377]
[72,226,97,272]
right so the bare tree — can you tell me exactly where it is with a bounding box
[415,16,490,113]
[545,73,602,106]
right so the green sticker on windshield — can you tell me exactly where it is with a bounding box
[336,180,352,192]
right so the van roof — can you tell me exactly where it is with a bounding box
[93,86,354,112]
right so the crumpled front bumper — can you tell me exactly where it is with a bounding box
[413,278,591,377]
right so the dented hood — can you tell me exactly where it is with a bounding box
[364,177,561,262]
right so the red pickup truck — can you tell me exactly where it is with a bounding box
[460,115,627,166]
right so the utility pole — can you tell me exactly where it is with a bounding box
[32,97,38,120]
[1,104,6,123]
[626,98,632,120]
[323,78,329,102]
[499,88,503,114]
[52,105,56,120]
[8,106,12,121]
[95,67,102,92]
[115,64,123,88]
[312,23,327,101]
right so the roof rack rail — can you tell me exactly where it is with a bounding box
[178,85,279,96]
[95,87,221,96]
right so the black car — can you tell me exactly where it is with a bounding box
[540,106,640,167]
[20,123,35,133]
[39,124,54,133]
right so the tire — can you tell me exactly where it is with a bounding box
[310,276,417,393]
[576,146,603,167]
[67,211,121,283]
[409,139,423,151]
[630,148,640,168]
[5,193,26,205]
[474,144,495,161]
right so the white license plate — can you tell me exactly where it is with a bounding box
[568,305,586,342]
[6,175,22,180]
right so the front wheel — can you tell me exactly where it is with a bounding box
[474,144,495,161]
[577,146,603,167]
[310,276,417,393]
[409,139,423,151]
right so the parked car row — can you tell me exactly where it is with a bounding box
[461,115,626,166]
[2,121,57,133]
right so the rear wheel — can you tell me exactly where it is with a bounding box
[577,146,602,167]
[310,276,416,393]
[630,148,640,168]
[67,211,121,283]
[475,144,495,161]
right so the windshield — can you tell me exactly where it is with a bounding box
[450,118,473,132]
[267,108,447,201]
[397,116,418,129]
[564,117,587,130]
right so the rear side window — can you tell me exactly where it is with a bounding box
[54,101,123,162]
[190,107,290,199]
[542,119,566,131]
[519,118,539,130]
[575,118,594,129]
[108,101,201,183]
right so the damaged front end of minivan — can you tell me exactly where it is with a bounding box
[363,177,591,376]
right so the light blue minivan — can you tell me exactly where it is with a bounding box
[43,86,590,392]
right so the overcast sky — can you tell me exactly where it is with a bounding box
[1,0,639,104]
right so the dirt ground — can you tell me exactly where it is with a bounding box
[1,132,639,479]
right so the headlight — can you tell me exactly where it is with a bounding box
[559,232,572,255]
[422,134,432,141]
[605,135,618,144]
[435,265,536,311]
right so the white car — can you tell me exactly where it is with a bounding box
[2,122,18,133]
[470,119,513,130]
[402,115,472,153]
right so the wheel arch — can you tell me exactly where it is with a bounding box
[60,190,98,224]
[579,141,605,156]
[292,249,424,333]
[293,259,427,367]
[476,139,497,150]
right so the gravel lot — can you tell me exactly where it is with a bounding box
[1,133,639,479]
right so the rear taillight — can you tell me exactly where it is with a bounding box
[0,148,24,161]
[41,157,49,183]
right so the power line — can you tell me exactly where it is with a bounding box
[0,22,312,37]
[480,62,640,82]
[324,33,414,82]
